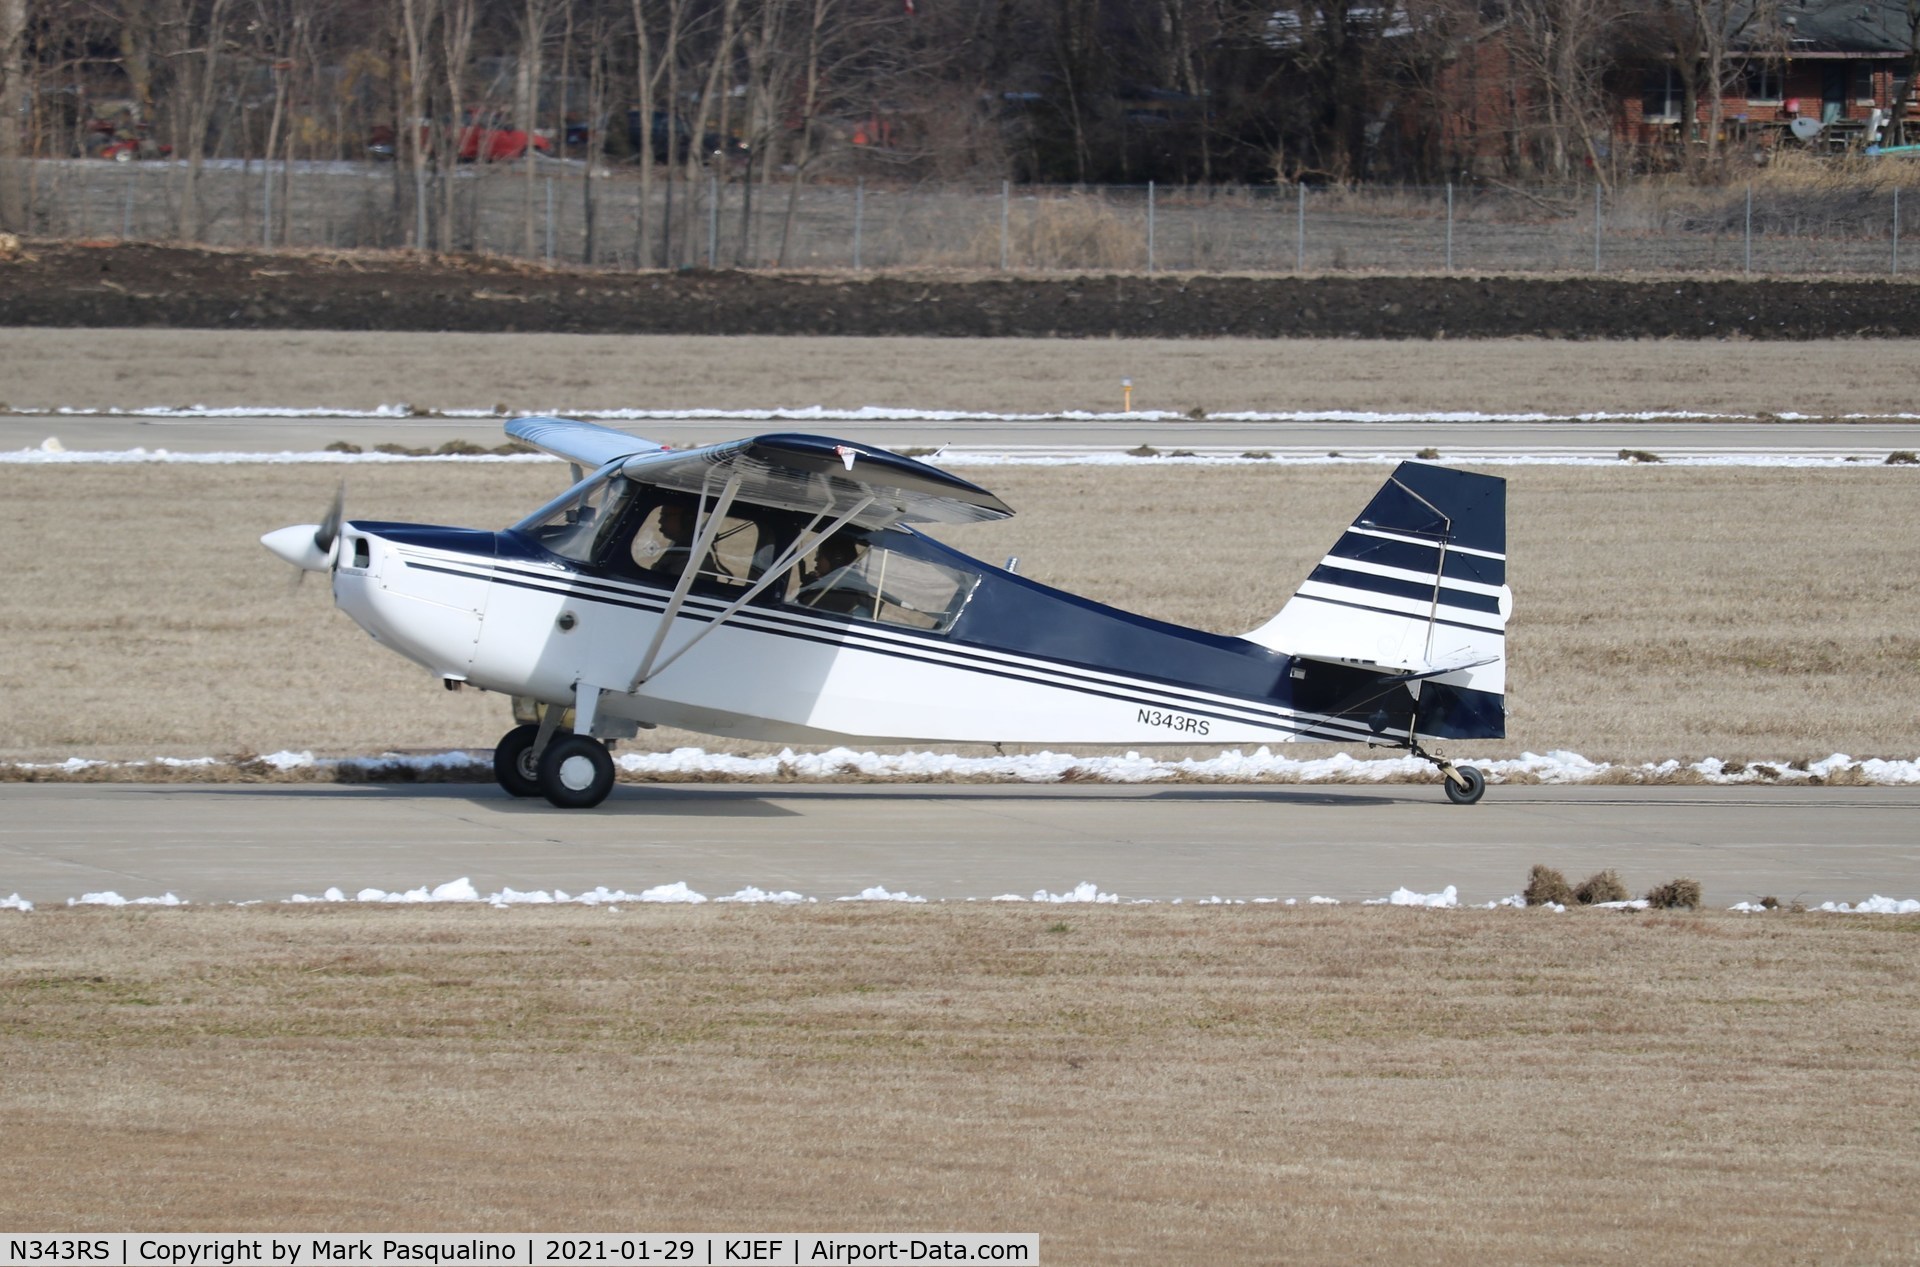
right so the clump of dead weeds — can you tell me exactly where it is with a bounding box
[1524,865,1575,906]
[1645,878,1703,909]
[1573,869,1631,904]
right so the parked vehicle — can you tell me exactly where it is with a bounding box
[368,113,554,162]
[87,110,171,161]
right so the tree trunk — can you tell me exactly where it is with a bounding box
[441,0,476,250]
[778,0,831,266]
[400,0,438,250]
[0,0,28,231]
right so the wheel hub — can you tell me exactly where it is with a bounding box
[557,754,597,791]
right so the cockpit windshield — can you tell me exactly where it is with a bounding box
[515,470,633,563]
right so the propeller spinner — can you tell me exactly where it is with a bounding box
[262,483,345,573]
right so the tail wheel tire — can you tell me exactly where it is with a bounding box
[538,734,616,809]
[1444,764,1487,806]
[492,724,544,798]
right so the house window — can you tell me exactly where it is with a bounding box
[1742,61,1784,103]
[1855,62,1880,106]
[1642,67,1683,122]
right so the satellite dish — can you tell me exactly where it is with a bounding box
[1790,116,1824,142]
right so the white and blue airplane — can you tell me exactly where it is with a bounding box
[264,418,1510,808]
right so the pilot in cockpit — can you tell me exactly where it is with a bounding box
[629,494,698,575]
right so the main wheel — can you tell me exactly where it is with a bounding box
[538,733,616,809]
[492,724,544,797]
[1443,764,1486,806]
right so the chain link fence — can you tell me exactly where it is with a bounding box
[10,158,1920,277]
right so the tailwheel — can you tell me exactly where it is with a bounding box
[492,724,544,797]
[1442,763,1486,806]
[538,733,616,809]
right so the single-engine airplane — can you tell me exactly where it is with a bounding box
[264,418,1510,809]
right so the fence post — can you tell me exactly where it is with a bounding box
[1146,180,1155,274]
[263,162,273,249]
[854,177,864,270]
[1296,183,1305,272]
[1593,183,1602,272]
[122,167,135,240]
[1445,182,1453,272]
[1894,186,1901,274]
[1745,183,1753,276]
[1000,180,1010,271]
[545,177,556,264]
[707,172,718,268]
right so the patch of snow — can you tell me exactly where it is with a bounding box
[1813,895,1920,915]
[67,891,184,906]
[1366,885,1460,908]
[1030,882,1122,904]
[1,893,33,912]
[716,887,813,904]
[837,886,927,903]
[1308,896,1341,905]
[13,746,1920,795]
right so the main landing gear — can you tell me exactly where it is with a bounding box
[492,722,617,809]
[1410,740,1487,806]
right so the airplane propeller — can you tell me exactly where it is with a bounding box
[262,482,346,577]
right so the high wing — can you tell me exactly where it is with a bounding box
[507,415,667,469]
[507,417,1013,529]
[620,432,1013,528]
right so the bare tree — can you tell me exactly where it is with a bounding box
[399,0,442,248]
[516,0,554,258]
[1864,0,1920,143]
[1498,0,1631,185]
[441,0,478,248]
[632,0,687,266]
[0,0,27,231]
[168,0,240,241]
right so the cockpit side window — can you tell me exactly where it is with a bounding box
[595,495,783,595]
[788,531,978,633]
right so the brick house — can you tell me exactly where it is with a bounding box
[1620,2,1920,156]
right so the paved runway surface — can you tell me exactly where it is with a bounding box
[3,782,1915,908]
[9,413,1920,460]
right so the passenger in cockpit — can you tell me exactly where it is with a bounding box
[794,532,878,616]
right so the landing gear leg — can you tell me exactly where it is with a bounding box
[535,685,617,809]
[1411,740,1486,806]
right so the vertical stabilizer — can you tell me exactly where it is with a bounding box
[1244,462,1509,739]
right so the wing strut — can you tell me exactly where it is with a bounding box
[624,488,877,692]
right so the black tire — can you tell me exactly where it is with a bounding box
[1443,764,1487,806]
[538,733,617,809]
[492,724,544,798]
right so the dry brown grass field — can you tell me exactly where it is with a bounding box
[3,905,1917,1262]
[7,328,1920,416]
[2,462,1916,766]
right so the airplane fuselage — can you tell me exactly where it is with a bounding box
[335,518,1501,750]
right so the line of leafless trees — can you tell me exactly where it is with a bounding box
[5,0,1919,243]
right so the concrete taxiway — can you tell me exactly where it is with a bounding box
[2,782,1915,908]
